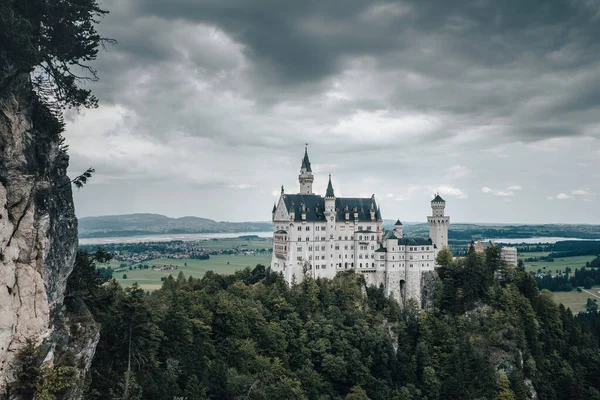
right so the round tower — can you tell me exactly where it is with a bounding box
[298,146,314,194]
[427,193,449,251]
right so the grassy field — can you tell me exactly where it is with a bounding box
[116,253,271,290]
[520,253,595,274]
[550,286,600,313]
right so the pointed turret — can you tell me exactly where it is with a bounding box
[301,147,312,172]
[393,218,404,238]
[272,203,277,213]
[325,174,335,198]
[298,145,314,194]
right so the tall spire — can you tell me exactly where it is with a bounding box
[325,174,335,197]
[301,144,312,172]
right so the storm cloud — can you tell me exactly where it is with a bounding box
[65,0,600,223]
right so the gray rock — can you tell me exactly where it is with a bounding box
[0,73,95,397]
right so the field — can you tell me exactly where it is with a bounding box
[519,252,595,274]
[116,253,271,289]
[550,286,600,313]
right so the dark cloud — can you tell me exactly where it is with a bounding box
[64,0,600,222]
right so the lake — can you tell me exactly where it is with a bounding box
[79,231,273,245]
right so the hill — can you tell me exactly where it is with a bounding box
[78,213,272,238]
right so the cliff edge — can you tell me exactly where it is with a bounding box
[0,72,95,397]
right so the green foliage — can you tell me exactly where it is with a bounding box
[79,254,600,399]
[9,340,76,399]
[0,0,114,112]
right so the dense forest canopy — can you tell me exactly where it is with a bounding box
[13,247,596,399]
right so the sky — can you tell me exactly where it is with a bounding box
[65,0,600,224]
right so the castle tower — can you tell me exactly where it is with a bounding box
[298,146,314,194]
[428,194,449,252]
[393,219,403,238]
[324,174,335,211]
[324,174,336,276]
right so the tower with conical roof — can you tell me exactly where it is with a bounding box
[324,174,336,215]
[428,193,449,252]
[393,219,403,238]
[298,146,314,194]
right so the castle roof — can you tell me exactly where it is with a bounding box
[397,237,433,246]
[325,174,335,197]
[375,245,387,253]
[281,194,381,222]
[301,147,312,172]
[272,203,276,213]
[432,194,445,203]
[394,219,402,226]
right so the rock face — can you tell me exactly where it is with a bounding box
[420,270,438,310]
[0,73,85,393]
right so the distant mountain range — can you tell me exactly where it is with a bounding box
[78,213,600,241]
[78,213,273,238]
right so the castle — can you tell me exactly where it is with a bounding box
[270,148,450,305]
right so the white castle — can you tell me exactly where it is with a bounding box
[270,148,450,305]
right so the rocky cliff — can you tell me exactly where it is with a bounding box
[0,73,94,396]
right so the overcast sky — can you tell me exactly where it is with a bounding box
[65,0,600,224]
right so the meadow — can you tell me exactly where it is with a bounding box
[519,252,596,274]
[116,253,272,289]
[550,286,600,313]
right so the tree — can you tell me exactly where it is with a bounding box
[587,298,598,313]
[0,0,115,112]
[584,277,594,289]
[123,274,128,280]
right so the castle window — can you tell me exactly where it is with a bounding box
[298,226,301,231]
[335,245,339,250]
[297,247,302,251]
[372,263,375,268]
[371,254,374,259]
[345,236,348,240]
[344,245,348,250]
[308,246,312,251]
[306,226,310,231]
[358,226,363,230]
[339,255,341,258]
[351,245,354,250]
[306,237,309,241]
[321,246,325,251]
[359,236,362,240]
[367,226,372,231]
[345,254,347,258]
[360,263,363,268]
[421,247,424,250]
[371,236,374,240]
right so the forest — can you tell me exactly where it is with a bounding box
[10,247,600,399]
